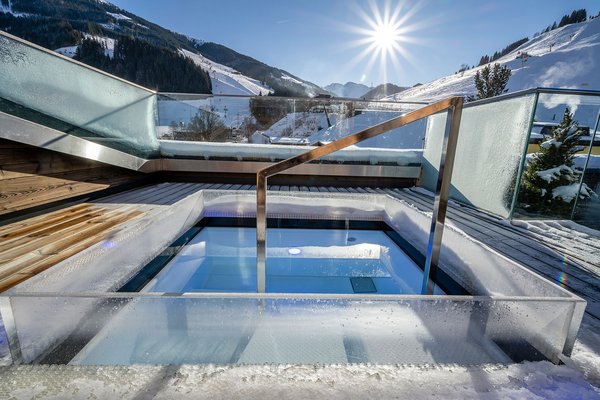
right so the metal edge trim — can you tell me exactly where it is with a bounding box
[0,111,153,172]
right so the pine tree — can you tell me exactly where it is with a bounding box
[518,107,596,217]
[468,63,511,101]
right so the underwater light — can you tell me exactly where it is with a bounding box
[288,248,302,255]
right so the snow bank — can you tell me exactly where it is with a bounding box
[159,140,423,165]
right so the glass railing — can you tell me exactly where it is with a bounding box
[0,30,159,158]
[156,93,428,165]
[419,88,600,229]
[1,29,599,229]
[421,94,537,218]
[513,90,600,228]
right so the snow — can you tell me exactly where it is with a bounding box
[100,22,118,31]
[107,11,131,21]
[540,138,562,148]
[386,18,600,103]
[281,74,303,85]
[325,82,371,99]
[0,362,597,399]
[158,140,423,165]
[259,112,336,140]
[527,154,600,170]
[552,182,583,201]
[54,45,78,58]
[181,49,273,96]
[308,111,426,149]
[0,0,35,17]
[537,164,572,183]
[54,35,115,58]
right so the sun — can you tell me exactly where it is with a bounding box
[341,0,428,85]
[371,20,401,55]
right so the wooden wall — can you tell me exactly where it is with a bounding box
[0,139,143,216]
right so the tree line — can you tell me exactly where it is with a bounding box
[457,8,593,73]
[536,9,588,36]
[75,36,212,93]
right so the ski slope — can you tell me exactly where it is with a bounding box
[181,49,273,96]
[387,18,600,103]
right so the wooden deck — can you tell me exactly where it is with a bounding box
[0,204,143,291]
[1,182,599,326]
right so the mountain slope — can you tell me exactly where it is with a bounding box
[197,42,325,97]
[386,18,600,102]
[324,82,371,98]
[363,83,407,100]
[0,0,324,96]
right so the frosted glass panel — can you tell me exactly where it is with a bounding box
[420,111,448,191]
[421,95,536,218]
[0,33,159,158]
[2,293,584,365]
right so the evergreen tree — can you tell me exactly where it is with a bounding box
[518,108,596,217]
[468,63,511,101]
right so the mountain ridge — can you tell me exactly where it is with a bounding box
[0,0,326,96]
[385,17,600,102]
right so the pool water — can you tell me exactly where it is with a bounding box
[143,227,443,295]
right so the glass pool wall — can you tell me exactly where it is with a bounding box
[0,191,586,366]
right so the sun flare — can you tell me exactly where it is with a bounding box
[342,0,428,85]
[371,20,401,54]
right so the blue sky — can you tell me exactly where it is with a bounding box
[109,0,599,88]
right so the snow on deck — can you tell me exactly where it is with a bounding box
[0,362,598,399]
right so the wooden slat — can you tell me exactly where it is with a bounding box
[0,209,143,289]
[0,210,106,256]
[0,204,91,237]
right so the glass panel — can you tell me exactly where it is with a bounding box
[421,95,536,218]
[1,293,583,365]
[157,93,426,165]
[515,93,600,221]
[573,104,600,230]
[0,33,159,158]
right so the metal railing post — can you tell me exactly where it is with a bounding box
[255,97,463,294]
[421,98,464,294]
[256,172,267,293]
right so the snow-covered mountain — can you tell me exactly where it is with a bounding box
[386,17,600,103]
[180,50,272,96]
[324,82,371,99]
[363,83,408,100]
[0,0,326,97]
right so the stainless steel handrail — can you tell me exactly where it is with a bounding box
[256,96,464,294]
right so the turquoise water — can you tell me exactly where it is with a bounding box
[144,227,441,295]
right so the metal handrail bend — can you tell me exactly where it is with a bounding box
[256,96,464,294]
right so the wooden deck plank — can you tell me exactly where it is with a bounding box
[0,204,92,238]
[0,210,143,282]
[0,209,104,252]
[0,209,125,265]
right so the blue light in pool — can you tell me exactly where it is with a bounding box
[288,248,302,255]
